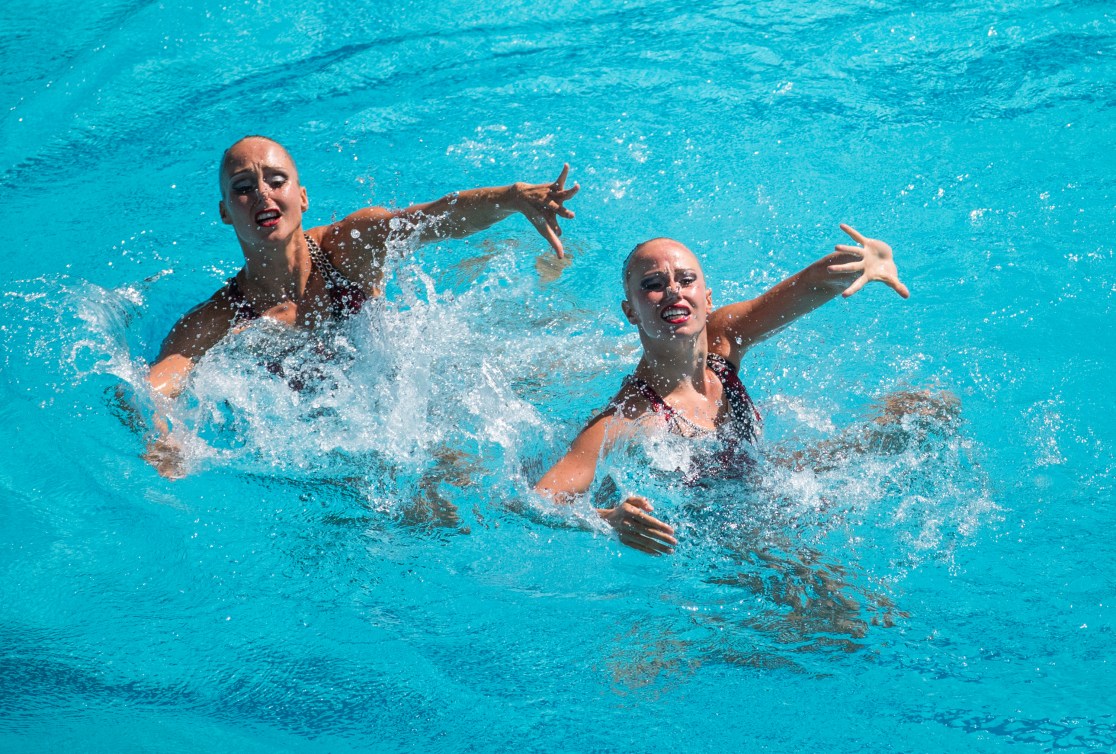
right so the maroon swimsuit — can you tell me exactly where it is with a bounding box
[226,233,367,325]
[627,353,763,473]
[223,234,367,390]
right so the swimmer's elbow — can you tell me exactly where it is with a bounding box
[534,473,585,506]
[532,481,564,505]
[147,354,195,400]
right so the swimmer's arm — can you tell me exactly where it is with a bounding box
[534,413,612,504]
[535,415,677,555]
[148,299,232,399]
[709,224,909,363]
[324,164,579,278]
[140,299,231,478]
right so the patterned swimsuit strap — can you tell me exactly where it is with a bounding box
[303,233,368,315]
[628,376,675,421]
[226,275,257,323]
[705,352,762,435]
[303,233,344,289]
[705,353,742,397]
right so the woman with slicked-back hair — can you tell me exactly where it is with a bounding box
[145,135,578,475]
[534,225,916,555]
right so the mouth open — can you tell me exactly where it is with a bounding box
[661,306,690,324]
[255,209,281,228]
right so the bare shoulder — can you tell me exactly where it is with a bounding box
[155,285,238,362]
[309,208,397,290]
[311,206,396,248]
[605,379,654,422]
[707,299,764,366]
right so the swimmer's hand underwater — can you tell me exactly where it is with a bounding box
[144,435,187,480]
[598,496,678,556]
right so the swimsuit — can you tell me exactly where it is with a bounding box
[226,233,367,325]
[627,353,763,472]
[223,234,366,390]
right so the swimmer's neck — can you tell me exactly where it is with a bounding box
[634,335,711,396]
[238,232,313,301]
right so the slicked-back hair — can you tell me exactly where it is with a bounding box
[218,135,297,197]
[622,237,684,294]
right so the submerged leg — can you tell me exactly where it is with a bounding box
[781,389,962,472]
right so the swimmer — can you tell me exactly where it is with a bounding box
[534,225,910,555]
[144,135,578,476]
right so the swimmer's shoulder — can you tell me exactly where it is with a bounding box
[309,210,395,293]
[602,380,655,423]
[310,208,396,255]
[157,282,242,360]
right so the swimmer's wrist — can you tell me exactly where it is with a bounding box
[501,183,522,214]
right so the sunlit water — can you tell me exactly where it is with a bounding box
[2,0,1114,751]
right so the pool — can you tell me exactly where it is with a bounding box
[2,0,1114,751]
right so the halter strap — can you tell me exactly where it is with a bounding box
[226,275,257,325]
[705,352,761,442]
[304,234,344,289]
[630,376,675,420]
[305,233,367,315]
[226,234,366,323]
[627,353,761,442]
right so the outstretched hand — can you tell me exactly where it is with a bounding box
[510,164,579,258]
[829,223,910,299]
[598,496,677,555]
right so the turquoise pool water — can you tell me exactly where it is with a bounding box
[3,0,1114,751]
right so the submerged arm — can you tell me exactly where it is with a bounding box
[141,297,233,478]
[709,224,909,364]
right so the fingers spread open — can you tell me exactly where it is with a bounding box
[527,210,564,257]
[839,223,867,244]
[552,163,570,189]
[841,274,868,298]
[557,182,580,200]
[543,199,575,221]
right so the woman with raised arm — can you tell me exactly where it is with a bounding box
[145,135,578,475]
[534,225,910,555]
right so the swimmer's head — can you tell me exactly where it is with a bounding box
[621,238,704,295]
[218,136,300,198]
[218,136,309,241]
[621,238,712,337]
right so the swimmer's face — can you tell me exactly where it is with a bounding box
[621,239,712,340]
[218,137,308,245]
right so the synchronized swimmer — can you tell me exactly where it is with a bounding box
[144,135,577,475]
[534,228,910,554]
[143,138,927,557]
